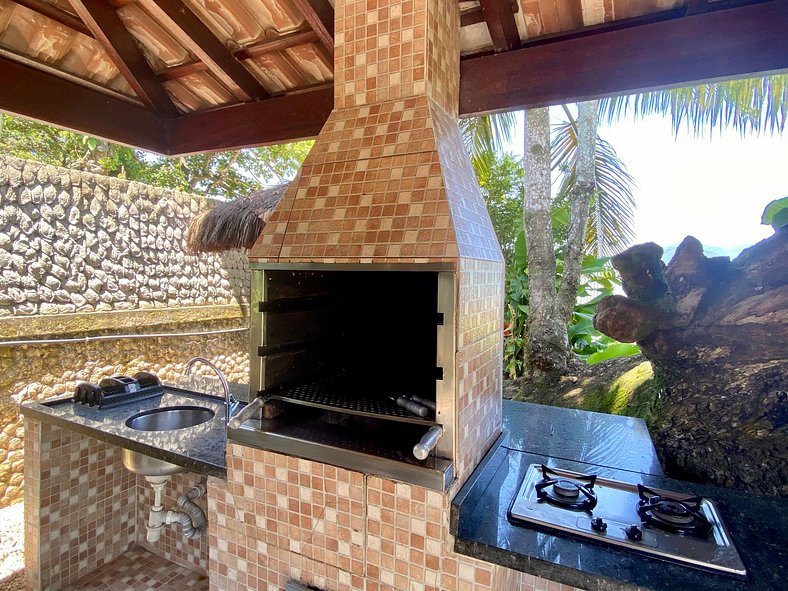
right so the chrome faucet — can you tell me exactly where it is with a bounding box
[184,357,239,423]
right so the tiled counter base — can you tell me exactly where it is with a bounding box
[208,442,581,591]
[24,419,210,591]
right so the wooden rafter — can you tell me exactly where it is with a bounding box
[167,85,333,155]
[0,55,166,153]
[479,0,520,52]
[67,0,179,116]
[158,30,319,82]
[289,0,334,57]
[460,7,484,27]
[460,0,788,115]
[13,0,93,38]
[141,0,268,102]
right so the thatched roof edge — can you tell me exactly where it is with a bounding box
[185,184,288,254]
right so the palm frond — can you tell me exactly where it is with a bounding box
[552,121,637,256]
[599,74,788,137]
[460,111,519,176]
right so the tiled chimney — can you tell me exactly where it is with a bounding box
[249,0,504,484]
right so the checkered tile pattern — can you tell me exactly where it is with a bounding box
[207,445,365,590]
[334,0,459,113]
[249,95,502,264]
[455,259,505,485]
[60,546,208,591]
[24,419,137,591]
[250,0,502,265]
[208,445,583,591]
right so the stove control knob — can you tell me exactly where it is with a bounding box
[625,524,643,541]
[591,517,607,533]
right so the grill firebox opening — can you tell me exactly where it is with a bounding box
[241,265,456,489]
[255,268,440,407]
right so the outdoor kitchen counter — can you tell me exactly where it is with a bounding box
[20,385,230,478]
[451,401,788,591]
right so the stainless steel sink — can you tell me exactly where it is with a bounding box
[125,406,214,431]
[122,449,186,476]
[122,406,215,476]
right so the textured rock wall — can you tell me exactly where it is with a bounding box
[0,156,249,315]
[0,156,253,508]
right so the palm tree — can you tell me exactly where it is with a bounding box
[459,111,518,174]
[464,73,788,377]
[600,76,787,137]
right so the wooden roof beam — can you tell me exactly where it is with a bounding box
[460,0,788,115]
[479,0,520,52]
[289,0,334,58]
[158,30,319,82]
[12,0,93,37]
[0,55,166,153]
[461,7,485,27]
[166,85,333,155]
[141,0,269,102]
[67,0,179,117]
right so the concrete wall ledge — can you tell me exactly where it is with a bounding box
[0,304,250,340]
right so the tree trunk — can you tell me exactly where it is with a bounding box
[594,232,788,496]
[523,108,566,375]
[557,100,598,325]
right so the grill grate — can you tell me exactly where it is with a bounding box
[265,374,435,425]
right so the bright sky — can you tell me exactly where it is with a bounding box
[507,109,788,256]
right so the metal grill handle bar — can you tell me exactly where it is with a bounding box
[413,425,443,460]
[228,396,267,430]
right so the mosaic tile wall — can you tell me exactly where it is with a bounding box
[24,419,137,591]
[250,0,501,265]
[136,471,209,575]
[208,443,581,591]
[249,95,501,264]
[333,0,459,114]
[455,258,505,486]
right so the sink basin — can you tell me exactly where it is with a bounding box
[122,449,186,476]
[125,405,214,431]
[122,406,215,475]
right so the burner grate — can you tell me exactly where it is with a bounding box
[264,375,436,425]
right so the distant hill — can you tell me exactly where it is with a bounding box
[661,243,751,263]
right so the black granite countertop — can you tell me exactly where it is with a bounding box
[452,401,788,591]
[21,385,228,478]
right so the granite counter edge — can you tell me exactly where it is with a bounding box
[21,403,227,479]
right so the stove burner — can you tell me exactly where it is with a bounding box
[535,465,597,511]
[636,484,711,536]
[553,479,581,498]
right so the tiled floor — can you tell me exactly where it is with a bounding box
[62,546,208,591]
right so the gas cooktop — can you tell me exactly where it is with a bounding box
[508,464,747,577]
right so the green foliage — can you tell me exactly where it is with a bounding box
[0,113,311,199]
[587,342,641,365]
[476,153,524,264]
[460,112,518,175]
[579,361,664,426]
[761,196,788,230]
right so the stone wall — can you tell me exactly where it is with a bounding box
[0,156,252,508]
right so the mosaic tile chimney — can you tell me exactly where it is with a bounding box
[248,0,504,486]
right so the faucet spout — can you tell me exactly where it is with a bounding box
[184,357,236,423]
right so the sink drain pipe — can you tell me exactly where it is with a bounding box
[145,477,208,542]
[175,484,209,539]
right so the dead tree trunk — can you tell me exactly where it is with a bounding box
[594,231,788,497]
